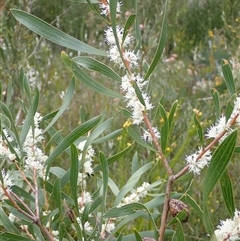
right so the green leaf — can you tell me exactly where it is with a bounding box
[0,102,20,146]
[144,0,168,80]
[158,103,169,153]
[194,115,203,145]
[210,89,221,120]
[203,130,237,203]
[61,52,123,99]
[105,203,158,236]
[220,171,235,217]
[172,218,186,241]
[114,162,153,206]
[43,78,75,134]
[100,152,109,210]
[221,59,236,96]
[53,179,62,217]
[93,128,122,144]
[168,100,178,129]
[89,196,103,213]
[45,115,101,166]
[70,145,79,214]
[123,14,136,44]
[202,204,214,236]
[103,203,147,218]
[134,229,142,241]
[183,194,203,220]
[128,127,156,152]
[0,233,34,241]
[11,9,106,56]
[20,90,39,145]
[0,207,20,234]
[84,118,113,151]
[94,144,133,172]
[73,56,121,82]
[11,185,35,203]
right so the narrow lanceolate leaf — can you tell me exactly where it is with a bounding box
[134,229,143,241]
[172,218,186,241]
[20,90,39,145]
[103,203,149,218]
[70,145,79,213]
[194,115,203,145]
[168,100,178,129]
[100,152,109,210]
[0,207,20,234]
[45,115,101,166]
[128,127,156,152]
[123,14,136,44]
[94,144,133,172]
[61,52,123,99]
[220,171,235,217]
[43,78,75,134]
[11,9,106,56]
[210,89,221,120]
[202,204,214,236]
[144,0,168,80]
[73,56,121,82]
[222,59,236,96]
[0,102,20,146]
[184,194,203,220]
[53,179,62,217]
[0,233,34,241]
[158,103,169,153]
[203,130,237,203]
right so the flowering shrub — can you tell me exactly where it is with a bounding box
[1,1,240,241]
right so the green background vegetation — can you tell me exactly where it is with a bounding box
[1,0,240,239]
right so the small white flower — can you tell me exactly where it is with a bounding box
[123,50,139,68]
[142,127,160,143]
[118,182,150,207]
[78,191,92,207]
[100,0,122,16]
[214,209,240,241]
[0,170,13,200]
[185,148,212,175]
[206,116,227,139]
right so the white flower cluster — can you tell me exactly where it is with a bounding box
[0,170,13,200]
[214,209,240,241]
[121,74,154,124]
[102,1,153,125]
[186,96,240,175]
[22,112,48,177]
[100,220,115,239]
[99,0,122,16]
[105,26,138,69]
[0,128,17,162]
[142,127,161,143]
[185,148,212,175]
[77,140,95,186]
[118,182,150,207]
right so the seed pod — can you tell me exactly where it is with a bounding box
[169,199,189,222]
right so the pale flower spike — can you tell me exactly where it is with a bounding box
[22,112,48,177]
[214,209,240,241]
[185,148,211,175]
